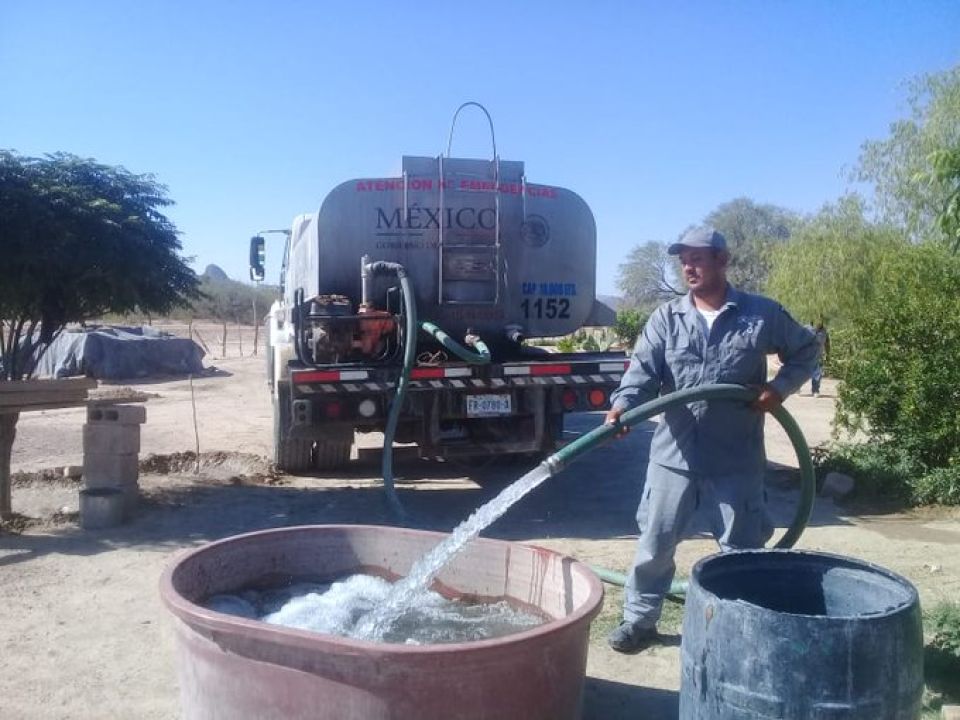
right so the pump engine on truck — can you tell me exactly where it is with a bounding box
[250,105,626,472]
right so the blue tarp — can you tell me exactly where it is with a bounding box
[33,326,205,380]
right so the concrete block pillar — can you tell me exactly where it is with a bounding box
[81,403,147,522]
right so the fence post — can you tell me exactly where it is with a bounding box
[193,327,211,355]
[237,320,243,357]
[221,322,227,358]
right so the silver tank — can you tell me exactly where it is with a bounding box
[287,155,598,340]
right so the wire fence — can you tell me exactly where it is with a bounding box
[146,320,262,359]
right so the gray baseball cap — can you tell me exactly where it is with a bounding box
[668,227,727,255]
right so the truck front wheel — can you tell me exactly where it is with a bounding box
[273,384,313,473]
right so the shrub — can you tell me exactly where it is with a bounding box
[613,308,647,346]
[911,467,960,506]
[925,601,960,708]
[553,331,607,353]
[592,328,616,351]
[815,442,919,501]
[580,334,600,352]
[818,443,960,506]
[928,602,960,663]
[830,244,960,504]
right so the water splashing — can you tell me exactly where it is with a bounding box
[353,462,554,640]
[204,574,545,644]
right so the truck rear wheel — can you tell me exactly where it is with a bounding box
[273,384,313,473]
[314,436,352,471]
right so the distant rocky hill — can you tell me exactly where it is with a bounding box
[202,264,230,282]
[187,265,279,323]
[597,294,625,311]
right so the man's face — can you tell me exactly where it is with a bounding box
[678,247,727,294]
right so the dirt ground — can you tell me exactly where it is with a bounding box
[2,355,958,719]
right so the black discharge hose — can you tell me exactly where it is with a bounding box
[368,263,494,521]
[366,261,417,522]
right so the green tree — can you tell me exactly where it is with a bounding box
[613,308,648,346]
[704,197,797,293]
[924,146,960,251]
[765,194,906,328]
[828,243,960,504]
[857,66,960,242]
[616,240,683,309]
[0,151,200,517]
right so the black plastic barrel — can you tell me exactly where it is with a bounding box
[680,550,923,719]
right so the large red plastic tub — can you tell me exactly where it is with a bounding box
[160,524,604,720]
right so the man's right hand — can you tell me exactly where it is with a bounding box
[604,407,630,438]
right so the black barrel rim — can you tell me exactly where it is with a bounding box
[689,548,920,621]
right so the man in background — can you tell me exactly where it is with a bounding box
[808,320,830,396]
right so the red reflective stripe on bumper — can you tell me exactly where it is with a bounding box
[410,367,445,379]
[531,364,572,376]
[294,371,341,383]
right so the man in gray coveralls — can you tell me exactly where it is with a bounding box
[605,226,818,653]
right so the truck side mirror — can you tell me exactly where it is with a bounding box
[249,235,266,282]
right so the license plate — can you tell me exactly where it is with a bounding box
[466,394,512,417]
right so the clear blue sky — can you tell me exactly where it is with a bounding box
[2,1,958,295]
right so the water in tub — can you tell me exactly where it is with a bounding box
[204,463,557,644]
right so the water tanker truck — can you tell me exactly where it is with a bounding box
[250,113,625,472]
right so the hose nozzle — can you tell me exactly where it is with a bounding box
[505,324,525,344]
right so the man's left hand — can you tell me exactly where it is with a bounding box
[752,385,783,414]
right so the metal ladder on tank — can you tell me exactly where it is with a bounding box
[436,102,503,305]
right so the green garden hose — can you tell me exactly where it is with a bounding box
[540,383,816,592]
[420,321,491,364]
